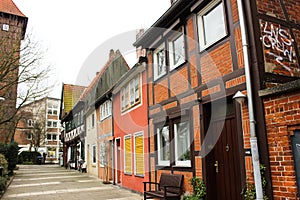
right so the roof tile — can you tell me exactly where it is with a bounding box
[0,0,26,17]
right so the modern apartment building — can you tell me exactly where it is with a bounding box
[15,97,62,163]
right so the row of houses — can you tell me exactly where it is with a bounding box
[60,0,300,199]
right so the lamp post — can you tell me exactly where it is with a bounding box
[233,90,263,199]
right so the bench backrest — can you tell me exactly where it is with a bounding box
[159,173,183,194]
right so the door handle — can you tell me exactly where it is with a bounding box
[214,161,219,173]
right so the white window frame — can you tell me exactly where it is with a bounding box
[28,119,33,127]
[47,120,58,128]
[168,31,185,71]
[100,100,112,121]
[153,44,166,80]
[120,74,142,112]
[157,126,170,166]
[134,132,144,176]
[124,134,132,174]
[197,0,227,51]
[174,122,191,167]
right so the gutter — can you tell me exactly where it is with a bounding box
[237,0,264,199]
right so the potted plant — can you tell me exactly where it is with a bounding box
[183,176,206,200]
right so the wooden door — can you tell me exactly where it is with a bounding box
[115,139,121,184]
[204,102,242,199]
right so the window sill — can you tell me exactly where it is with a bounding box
[134,174,144,178]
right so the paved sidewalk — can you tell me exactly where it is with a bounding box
[1,165,143,200]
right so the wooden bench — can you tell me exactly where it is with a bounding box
[143,173,184,200]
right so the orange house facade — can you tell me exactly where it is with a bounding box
[113,60,149,193]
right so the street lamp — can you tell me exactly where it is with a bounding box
[233,91,246,104]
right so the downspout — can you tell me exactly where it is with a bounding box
[237,0,264,199]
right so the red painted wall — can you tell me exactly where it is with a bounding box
[113,70,149,193]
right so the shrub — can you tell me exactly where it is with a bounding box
[183,177,206,200]
[18,151,41,164]
[0,154,8,176]
[0,142,19,175]
[0,177,6,192]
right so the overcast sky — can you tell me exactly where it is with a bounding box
[13,0,171,98]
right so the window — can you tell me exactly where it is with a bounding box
[156,120,191,167]
[157,126,170,166]
[198,0,226,50]
[47,134,52,140]
[26,132,32,140]
[153,45,166,80]
[92,145,96,164]
[100,100,112,120]
[99,142,105,167]
[92,114,95,128]
[134,132,144,176]
[52,134,57,141]
[168,32,185,70]
[47,103,58,115]
[121,74,141,112]
[174,121,191,166]
[124,135,132,174]
[28,119,33,127]
[291,131,300,196]
[47,120,58,128]
[46,133,57,141]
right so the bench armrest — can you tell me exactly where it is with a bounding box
[143,182,160,191]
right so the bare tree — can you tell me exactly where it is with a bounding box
[18,100,47,152]
[0,32,53,143]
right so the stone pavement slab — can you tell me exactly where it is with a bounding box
[1,165,143,200]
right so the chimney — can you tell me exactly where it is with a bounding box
[136,29,145,40]
[109,49,114,58]
[136,29,146,62]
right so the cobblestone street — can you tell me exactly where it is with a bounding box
[1,165,143,200]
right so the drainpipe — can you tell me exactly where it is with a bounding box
[237,0,264,199]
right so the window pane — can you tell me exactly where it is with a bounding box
[92,146,96,163]
[135,77,140,102]
[175,121,190,162]
[157,49,165,76]
[53,121,57,127]
[135,134,144,175]
[130,81,135,105]
[47,134,52,140]
[53,134,57,140]
[170,34,184,68]
[125,137,132,173]
[125,85,129,108]
[158,126,170,163]
[203,3,226,46]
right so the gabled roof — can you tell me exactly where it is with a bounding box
[81,49,130,108]
[61,84,86,118]
[0,0,26,17]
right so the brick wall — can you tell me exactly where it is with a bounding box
[263,91,300,199]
